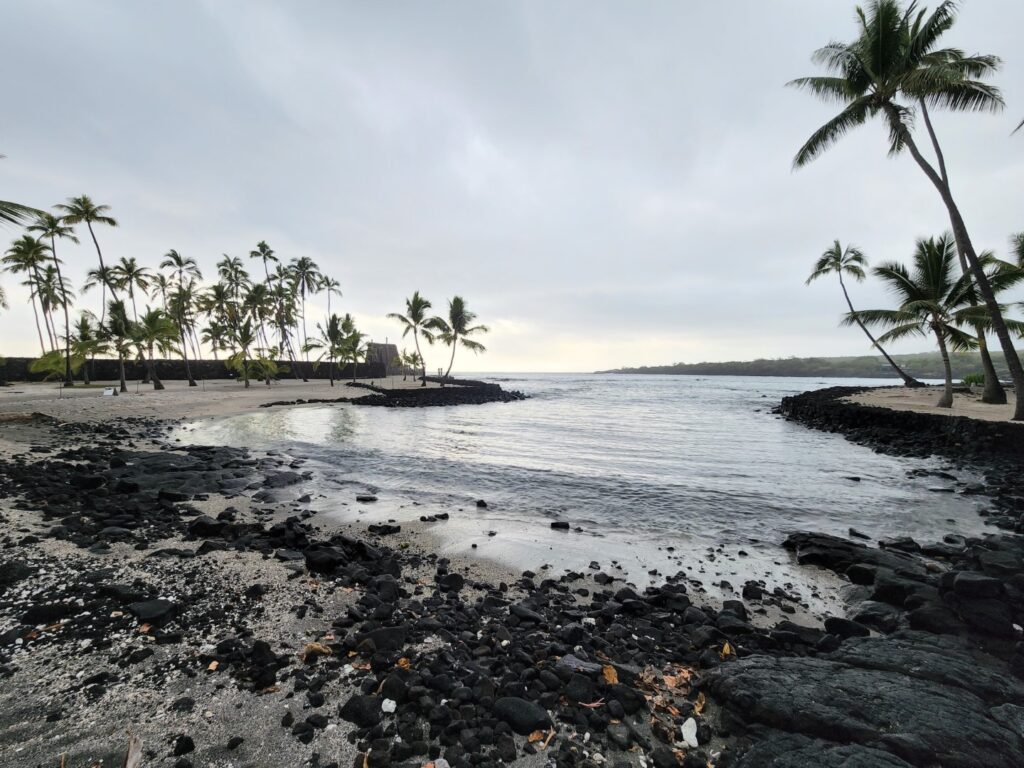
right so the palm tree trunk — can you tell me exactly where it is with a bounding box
[892,108,1024,419]
[934,327,954,409]
[918,102,1008,405]
[87,222,119,303]
[27,276,46,356]
[329,357,335,387]
[838,274,922,386]
[50,237,74,387]
[181,328,196,386]
[146,351,164,390]
[444,335,458,378]
[413,329,427,387]
[118,352,127,393]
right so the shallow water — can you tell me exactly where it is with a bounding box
[177,375,989,611]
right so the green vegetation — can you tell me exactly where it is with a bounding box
[603,349,1024,381]
[791,0,1024,419]
[806,240,923,387]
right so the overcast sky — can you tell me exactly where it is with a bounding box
[2,0,1022,372]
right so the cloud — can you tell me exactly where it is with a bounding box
[2,0,1022,371]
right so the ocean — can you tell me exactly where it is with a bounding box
[177,374,988,608]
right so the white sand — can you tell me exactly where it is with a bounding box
[0,377,440,422]
[847,385,1019,422]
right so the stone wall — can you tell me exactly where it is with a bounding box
[0,356,386,383]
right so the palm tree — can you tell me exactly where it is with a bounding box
[110,256,152,320]
[168,282,198,386]
[249,241,278,288]
[227,319,259,388]
[851,234,988,407]
[1011,233,1023,267]
[388,291,442,386]
[436,296,489,378]
[56,196,119,319]
[102,300,133,392]
[790,0,1024,419]
[807,241,923,386]
[341,327,368,383]
[3,235,51,354]
[160,249,202,285]
[304,313,349,386]
[0,155,43,226]
[217,255,250,301]
[132,307,177,390]
[321,276,342,318]
[291,257,322,371]
[201,320,228,360]
[71,312,105,385]
[28,213,80,385]
[37,264,74,354]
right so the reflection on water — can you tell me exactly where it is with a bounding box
[178,375,989,581]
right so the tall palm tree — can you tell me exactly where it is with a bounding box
[110,256,152,320]
[3,235,51,354]
[168,281,198,386]
[851,234,1005,408]
[249,241,277,288]
[790,0,1024,419]
[56,196,119,318]
[807,241,923,386]
[28,213,80,385]
[387,291,442,386]
[217,255,250,301]
[320,276,342,318]
[160,249,202,285]
[291,257,322,368]
[37,264,74,353]
[436,296,489,378]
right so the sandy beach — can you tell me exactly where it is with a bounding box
[847,385,1019,422]
[0,378,444,423]
[2,382,1024,768]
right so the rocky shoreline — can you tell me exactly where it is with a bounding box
[258,378,527,410]
[2,389,1024,767]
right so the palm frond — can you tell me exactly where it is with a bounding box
[793,96,874,168]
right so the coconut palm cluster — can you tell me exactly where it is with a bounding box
[796,0,1024,415]
[0,195,364,390]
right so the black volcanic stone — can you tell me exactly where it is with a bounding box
[339,695,382,728]
[492,697,550,735]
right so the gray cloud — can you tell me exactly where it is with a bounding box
[3,0,1022,371]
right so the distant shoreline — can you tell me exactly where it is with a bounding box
[600,348,1024,381]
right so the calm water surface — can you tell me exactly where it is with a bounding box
[179,375,988,597]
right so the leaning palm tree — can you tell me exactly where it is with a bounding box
[807,241,923,386]
[28,213,79,385]
[790,0,1024,419]
[56,196,120,318]
[387,291,442,386]
[851,234,985,408]
[437,296,489,378]
[3,235,52,355]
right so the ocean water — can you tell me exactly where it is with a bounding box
[178,375,989,607]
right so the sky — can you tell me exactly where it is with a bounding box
[2,0,1023,372]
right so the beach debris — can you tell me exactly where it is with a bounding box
[381,698,397,713]
[681,718,699,748]
[299,641,332,663]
